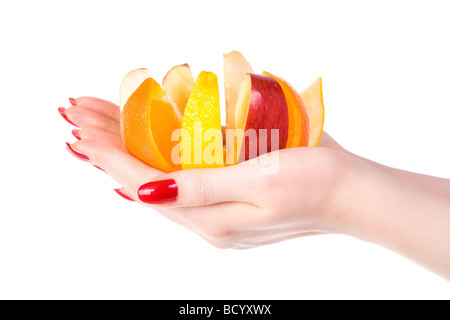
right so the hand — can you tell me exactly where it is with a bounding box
[61,97,358,248]
[61,97,450,280]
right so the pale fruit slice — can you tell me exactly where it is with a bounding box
[162,64,195,116]
[263,71,310,148]
[300,78,325,146]
[232,73,289,163]
[120,78,182,172]
[223,51,254,131]
[181,71,224,169]
[119,68,152,112]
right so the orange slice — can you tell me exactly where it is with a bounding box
[300,78,325,147]
[263,71,310,148]
[181,71,224,169]
[120,78,182,172]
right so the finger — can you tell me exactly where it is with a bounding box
[77,126,125,150]
[65,106,120,135]
[72,139,162,193]
[137,160,265,207]
[114,187,135,202]
[71,96,120,122]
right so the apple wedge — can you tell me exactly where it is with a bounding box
[223,51,254,131]
[119,68,152,113]
[162,63,195,116]
[232,73,289,163]
[263,71,310,148]
[300,78,325,147]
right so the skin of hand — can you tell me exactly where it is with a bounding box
[62,97,450,280]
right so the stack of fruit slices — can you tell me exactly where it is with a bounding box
[119,51,324,172]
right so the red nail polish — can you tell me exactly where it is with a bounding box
[138,179,178,204]
[93,165,106,173]
[66,142,89,161]
[114,189,135,202]
[58,107,79,127]
[72,129,81,140]
[69,97,77,106]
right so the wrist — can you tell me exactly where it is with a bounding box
[330,155,450,279]
[324,155,390,237]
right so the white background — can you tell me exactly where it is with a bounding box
[0,0,449,299]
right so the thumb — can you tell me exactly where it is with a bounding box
[137,163,260,207]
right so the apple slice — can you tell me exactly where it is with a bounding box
[223,51,254,131]
[162,63,195,116]
[119,68,152,113]
[263,71,310,148]
[300,78,325,147]
[232,73,289,163]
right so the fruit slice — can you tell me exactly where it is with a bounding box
[223,51,254,131]
[181,71,224,169]
[119,68,152,112]
[232,73,289,163]
[120,78,182,172]
[300,78,325,146]
[162,64,195,116]
[263,71,310,148]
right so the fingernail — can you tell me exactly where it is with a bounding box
[93,165,106,173]
[69,97,77,106]
[66,142,89,161]
[58,107,79,127]
[138,179,178,204]
[72,129,81,140]
[114,189,135,202]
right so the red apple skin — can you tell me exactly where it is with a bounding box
[242,74,289,161]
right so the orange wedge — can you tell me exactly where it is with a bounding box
[120,78,182,172]
[263,71,310,148]
[181,71,224,169]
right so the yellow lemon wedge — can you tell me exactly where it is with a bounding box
[181,71,224,169]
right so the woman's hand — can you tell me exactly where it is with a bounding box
[61,97,359,248]
[61,97,450,279]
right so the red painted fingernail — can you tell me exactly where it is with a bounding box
[138,179,178,204]
[93,165,106,173]
[72,129,81,140]
[69,97,77,106]
[58,107,79,127]
[66,142,89,161]
[114,189,135,202]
